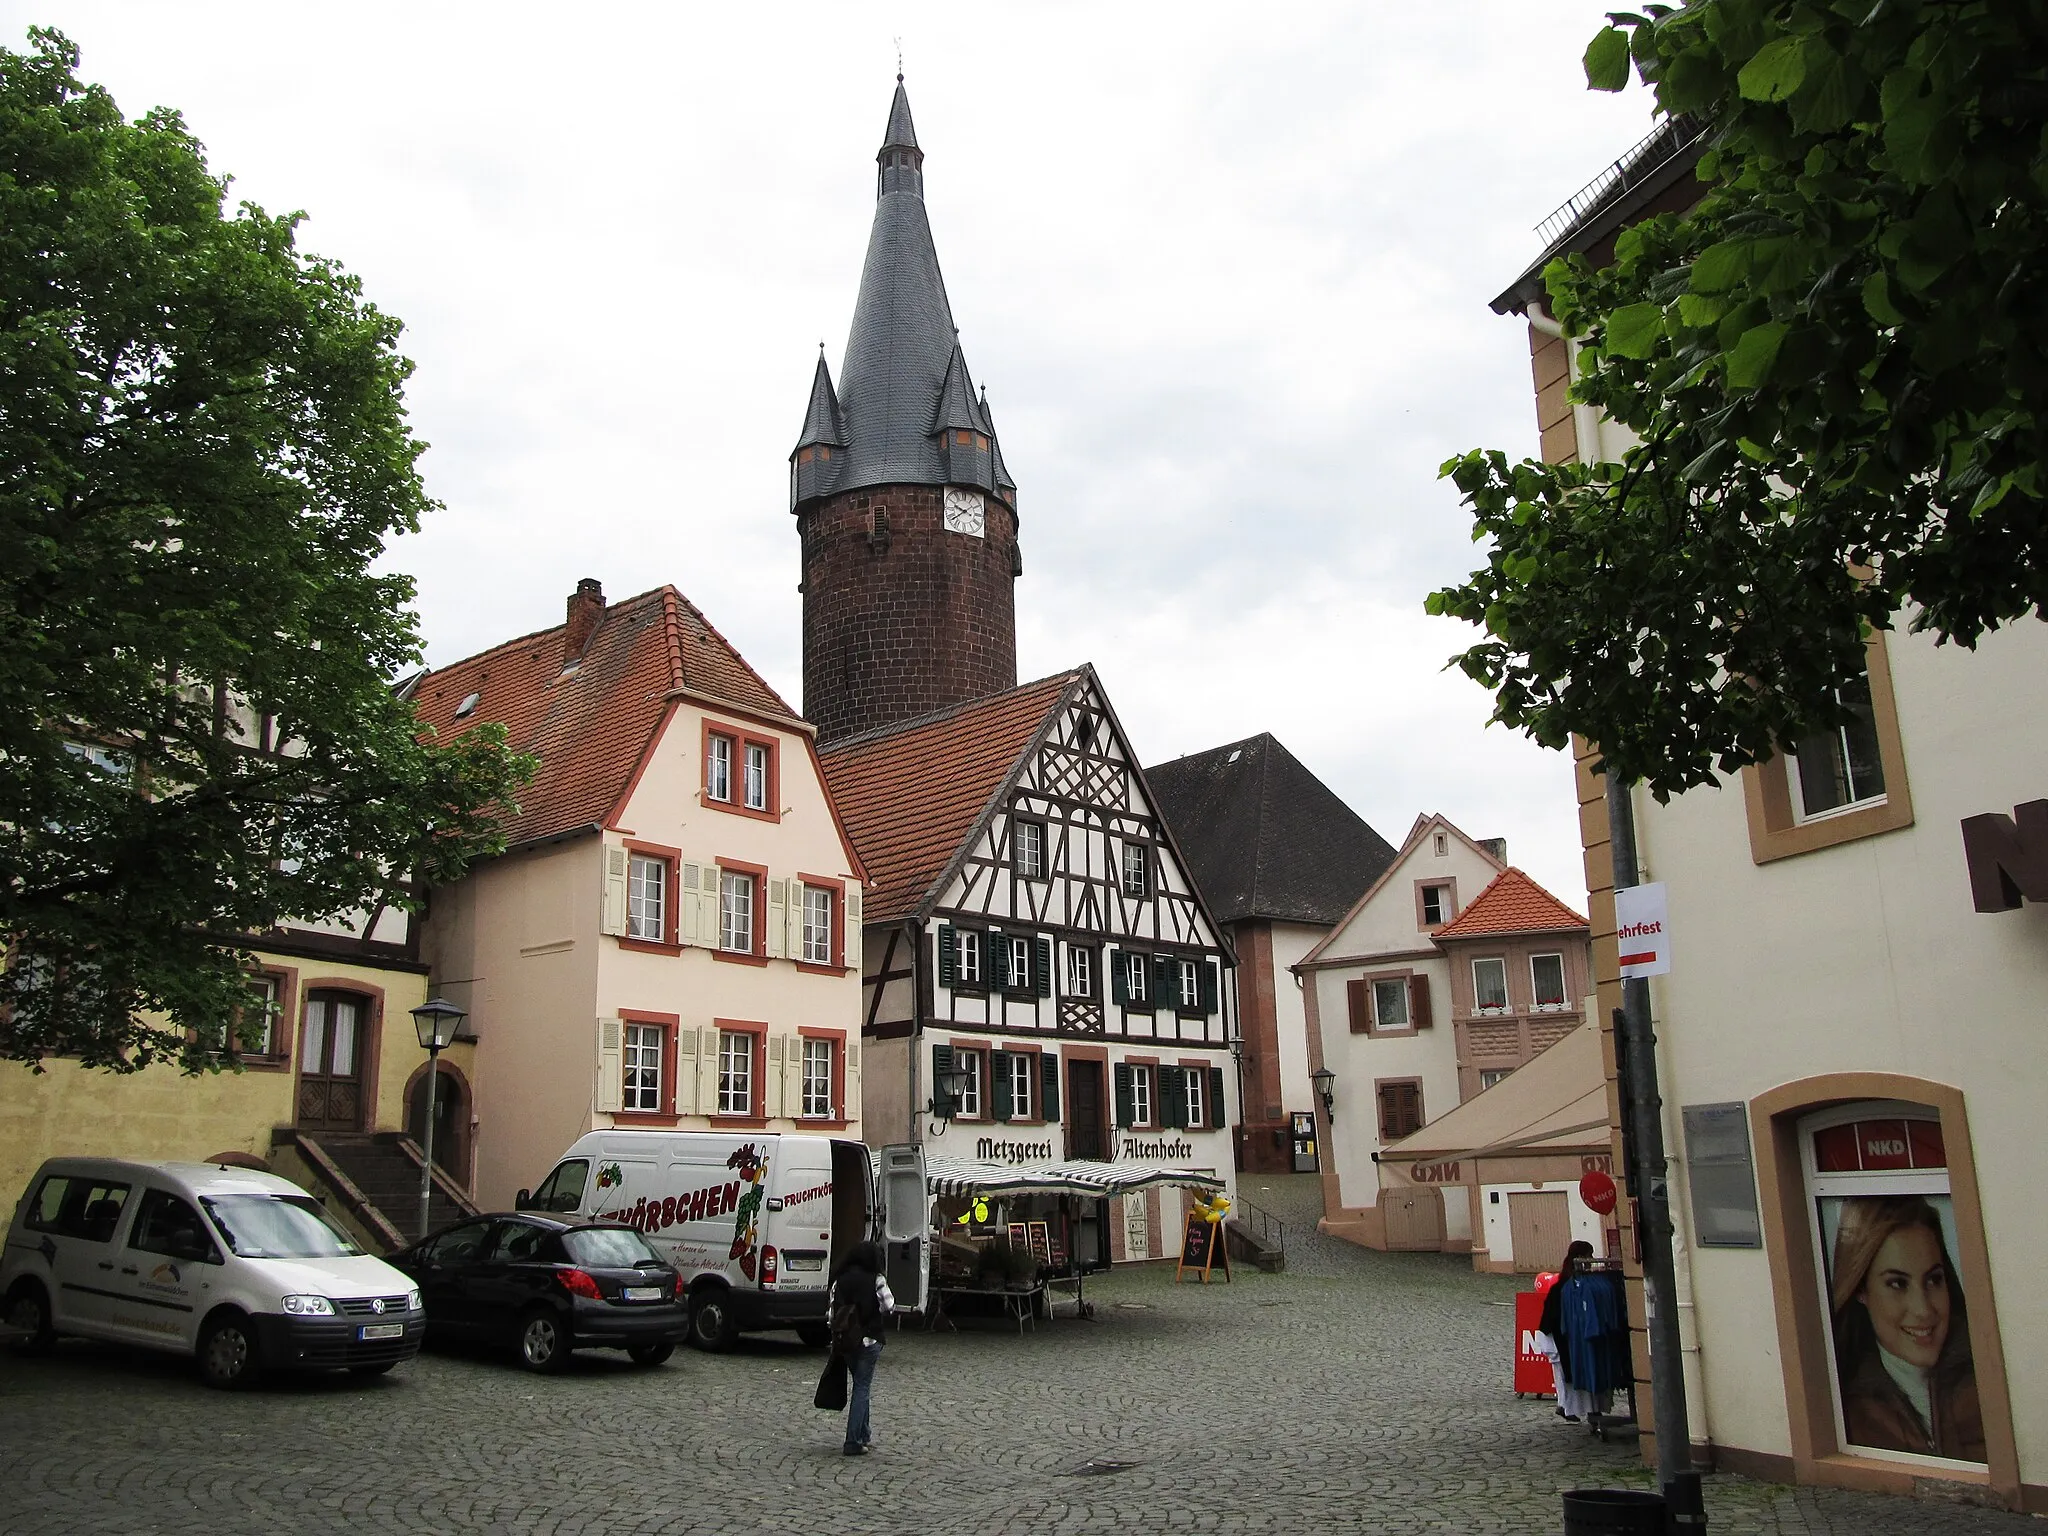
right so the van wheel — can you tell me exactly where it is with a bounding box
[688,1289,737,1352]
[4,1282,55,1355]
[795,1322,831,1349]
[199,1312,264,1390]
[627,1340,674,1368]
[518,1309,571,1373]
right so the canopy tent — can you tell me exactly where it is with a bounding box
[925,1157,1225,1200]
[1380,1022,1607,1165]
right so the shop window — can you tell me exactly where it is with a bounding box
[1802,1102,1986,1465]
[1472,958,1509,1013]
[1531,953,1568,1010]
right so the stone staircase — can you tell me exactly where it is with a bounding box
[272,1129,478,1254]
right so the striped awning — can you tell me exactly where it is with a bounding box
[924,1157,1225,1200]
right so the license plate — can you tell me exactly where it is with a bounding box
[358,1323,403,1341]
[622,1286,664,1303]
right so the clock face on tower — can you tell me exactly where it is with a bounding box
[943,487,986,539]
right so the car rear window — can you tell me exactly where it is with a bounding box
[564,1227,661,1268]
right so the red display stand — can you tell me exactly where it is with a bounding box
[1514,1289,1555,1396]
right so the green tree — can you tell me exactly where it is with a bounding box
[0,30,531,1070]
[1428,0,2048,794]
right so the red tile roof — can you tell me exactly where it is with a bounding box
[412,585,796,847]
[819,673,1079,923]
[1433,867,1588,938]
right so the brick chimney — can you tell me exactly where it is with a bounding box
[563,578,604,668]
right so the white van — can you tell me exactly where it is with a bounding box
[1,1158,424,1388]
[517,1131,928,1350]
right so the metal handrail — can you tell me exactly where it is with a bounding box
[1231,1196,1286,1257]
[1533,114,1706,249]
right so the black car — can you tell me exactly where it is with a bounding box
[387,1214,689,1372]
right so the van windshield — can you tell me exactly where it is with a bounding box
[202,1195,362,1259]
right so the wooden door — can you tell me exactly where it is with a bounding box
[1383,1188,1444,1251]
[1508,1191,1572,1273]
[297,991,367,1131]
[1067,1060,1106,1160]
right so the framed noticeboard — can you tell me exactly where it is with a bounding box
[1026,1221,1053,1265]
[1682,1101,1762,1248]
[1007,1222,1028,1250]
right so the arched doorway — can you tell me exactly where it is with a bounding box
[406,1064,469,1187]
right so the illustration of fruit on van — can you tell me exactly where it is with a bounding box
[596,1162,624,1191]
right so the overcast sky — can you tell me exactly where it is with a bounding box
[13,3,1661,909]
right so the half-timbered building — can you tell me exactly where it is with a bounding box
[820,667,1239,1265]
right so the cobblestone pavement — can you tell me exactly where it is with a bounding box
[2,1193,2036,1536]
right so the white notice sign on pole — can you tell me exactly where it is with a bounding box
[1615,881,1671,977]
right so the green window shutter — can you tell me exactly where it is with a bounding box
[1153,954,1176,1009]
[1041,1053,1061,1121]
[938,925,956,987]
[932,1043,956,1117]
[1208,1067,1227,1130]
[1111,952,1129,1005]
[1200,959,1219,1014]
[991,1052,1014,1121]
[986,931,1006,994]
[1159,1067,1186,1129]
[1113,1063,1135,1129]
[1034,938,1052,998]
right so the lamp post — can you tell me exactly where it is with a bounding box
[409,998,467,1241]
[1310,1067,1336,1121]
[927,1062,974,1129]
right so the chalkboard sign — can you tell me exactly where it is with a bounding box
[1175,1209,1231,1284]
[1026,1220,1053,1266]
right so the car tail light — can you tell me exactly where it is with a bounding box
[673,1271,686,1300]
[761,1245,778,1285]
[555,1268,603,1300]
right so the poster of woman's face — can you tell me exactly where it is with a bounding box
[1818,1194,1986,1463]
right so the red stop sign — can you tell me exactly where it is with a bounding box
[1579,1169,1618,1215]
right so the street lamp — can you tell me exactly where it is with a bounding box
[409,997,467,1241]
[1310,1067,1336,1121]
[928,1062,974,1126]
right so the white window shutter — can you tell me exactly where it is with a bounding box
[601,848,629,937]
[844,1038,860,1124]
[846,882,862,938]
[765,1034,785,1118]
[674,1026,699,1115]
[697,1025,720,1114]
[784,1035,807,1116]
[680,863,705,946]
[786,884,805,961]
[766,878,789,959]
[596,1018,623,1112]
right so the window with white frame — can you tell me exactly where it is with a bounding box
[1124,950,1150,1005]
[1008,936,1032,992]
[1788,669,1885,821]
[801,1038,833,1117]
[1420,883,1451,926]
[1531,953,1568,1009]
[1480,1067,1515,1090]
[623,1023,664,1113]
[956,1049,984,1118]
[1185,1066,1206,1128]
[1119,841,1149,897]
[241,974,280,1056]
[1372,977,1410,1030]
[1015,820,1046,879]
[1177,958,1200,1011]
[743,742,770,811]
[1473,957,1509,1013]
[1006,1052,1034,1120]
[1065,944,1093,998]
[802,886,834,965]
[1130,1065,1154,1126]
[706,734,733,802]
[719,870,755,953]
[627,853,667,941]
[717,1030,753,1115]
[956,928,982,986]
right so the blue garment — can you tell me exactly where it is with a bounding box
[845,1338,883,1450]
[1559,1272,1628,1395]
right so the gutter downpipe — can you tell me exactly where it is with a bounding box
[905,918,925,1146]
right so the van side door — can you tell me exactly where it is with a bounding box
[876,1145,929,1316]
[112,1188,220,1352]
[45,1175,135,1339]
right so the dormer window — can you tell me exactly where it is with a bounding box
[453,691,481,720]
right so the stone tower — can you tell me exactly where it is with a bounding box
[791,77,1019,745]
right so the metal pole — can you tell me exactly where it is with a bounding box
[418,1046,440,1242]
[1607,777,1705,1532]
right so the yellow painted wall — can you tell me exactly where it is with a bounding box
[0,952,433,1210]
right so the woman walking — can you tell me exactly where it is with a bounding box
[828,1241,894,1456]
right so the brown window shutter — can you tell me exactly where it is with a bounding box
[1377,1083,1397,1141]
[1347,979,1370,1033]
[1401,1083,1423,1137]
[1409,975,1433,1031]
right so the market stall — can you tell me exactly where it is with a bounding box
[922,1157,1226,1322]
